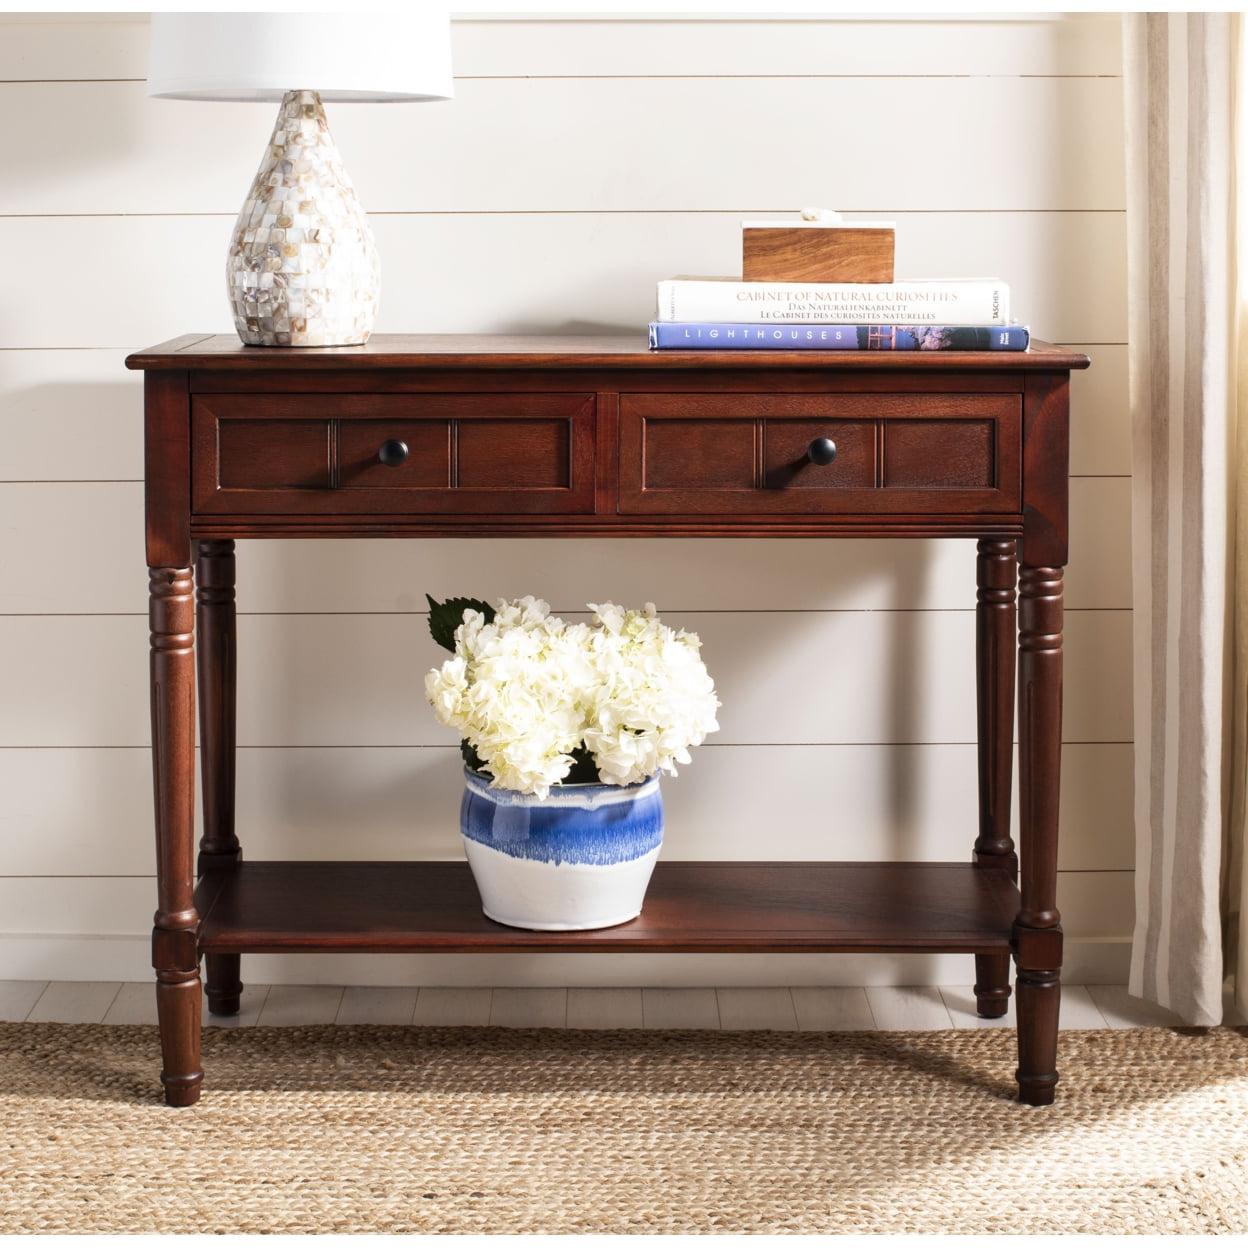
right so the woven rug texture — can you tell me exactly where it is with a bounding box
[1,1022,1246,1233]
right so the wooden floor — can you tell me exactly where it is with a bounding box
[0,980,1218,1030]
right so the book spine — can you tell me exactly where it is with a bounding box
[656,281,1009,326]
[648,323,1031,351]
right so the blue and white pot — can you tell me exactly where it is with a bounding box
[460,767,664,931]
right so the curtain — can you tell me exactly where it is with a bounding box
[1123,12,1243,1026]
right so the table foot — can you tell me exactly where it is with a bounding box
[205,952,242,1016]
[974,952,1012,1018]
[155,968,203,1107]
[1015,965,1060,1105]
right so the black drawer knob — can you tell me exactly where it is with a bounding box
[808,437,838,466]
[378,439,409,468]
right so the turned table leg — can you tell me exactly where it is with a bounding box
[973,538,1018,1018]
[196,539,242,1016]
[149,565,203,1107]
[1014,564,1064,1105]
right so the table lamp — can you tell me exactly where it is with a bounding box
[147,12,454,347]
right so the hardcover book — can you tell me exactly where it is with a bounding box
[656,277,1010,327]
[647,323,1030,352]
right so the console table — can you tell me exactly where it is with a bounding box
[126,333,1089,1108]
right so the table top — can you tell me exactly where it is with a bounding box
[126,333,1091,373]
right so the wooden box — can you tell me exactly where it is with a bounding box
[743,222,895,283]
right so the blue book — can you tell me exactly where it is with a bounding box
[648,322,1030,352]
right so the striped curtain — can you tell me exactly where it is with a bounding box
[1124,13,1244,1026]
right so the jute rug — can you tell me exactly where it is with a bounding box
[2,1022,1247,1234]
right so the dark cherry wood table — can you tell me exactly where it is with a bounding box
[127,333,1089,1107]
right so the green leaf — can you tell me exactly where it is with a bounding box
[462,739,600,787]
[461,739,489,774]
[426,595,494,653]
[563,746,602,785]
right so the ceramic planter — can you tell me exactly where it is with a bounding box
[459,767,664,931]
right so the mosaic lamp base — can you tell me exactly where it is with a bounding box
[227,90,380,347]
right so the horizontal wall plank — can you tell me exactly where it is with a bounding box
[1054,872,1134,939]
[224,475,1124,610]
[0,609,1131,748]
[1068,344,1128,476]
[0,934,1131,988]
[0,17,148,82]
[450,16,1124,79]
[4,76,1123,215]
[0,211,1127,349]
[0,477,1129,615]
[0,16,1122,82]
[0,742,1132,876]
[1069,478,1131,606]
[0,341,1125,483]
[0,868,1134,941]
[371,210,1134,345]
[0,351,141,482]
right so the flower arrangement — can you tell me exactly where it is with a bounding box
[424,596,720,798]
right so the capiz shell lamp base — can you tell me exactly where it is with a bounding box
[145,12,454,347]
[228,90,379,347]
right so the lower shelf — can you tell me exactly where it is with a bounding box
[195,860,1020,955]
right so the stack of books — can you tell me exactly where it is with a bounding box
[648,278,1027,354]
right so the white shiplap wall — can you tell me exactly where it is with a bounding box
[0,14,1131,986]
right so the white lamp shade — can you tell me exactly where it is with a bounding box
[147,12,454,103]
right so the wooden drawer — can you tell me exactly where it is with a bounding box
[192,393,596,515]
[618,393,1021,515]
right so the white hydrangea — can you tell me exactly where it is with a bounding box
[580,602,720,787]
[425,596,720,798]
